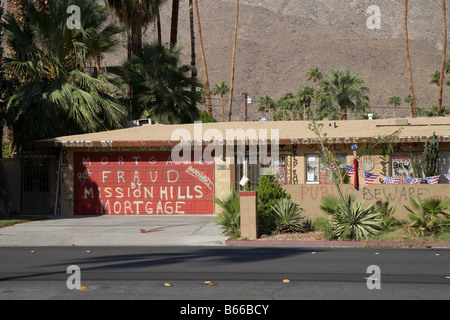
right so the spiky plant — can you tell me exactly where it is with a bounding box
[213,190,240,239]
[272,198,309,234]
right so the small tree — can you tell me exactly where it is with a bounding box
[421,133,439,179]
[388,96,402,118]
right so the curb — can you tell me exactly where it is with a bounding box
[227,240,450,249]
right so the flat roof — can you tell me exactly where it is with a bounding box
[34,117,450,148]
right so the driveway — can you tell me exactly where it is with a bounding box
[0,215,227,247]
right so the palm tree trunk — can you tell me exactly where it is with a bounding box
[189,0,197,96]
[170,0,179,49]
[221,96,224,121]
[340,105,347,120]
[193,0,212,115]
[227,0,239,122]
[157,8,162,46]
[439,0,447,117]
[0,6,4,158]
[404,0,417,118]
[131,23,142,58]
[313,80,317,119]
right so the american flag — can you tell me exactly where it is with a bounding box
[444,173,450,181]
[425,175,440,185]
[364,171,379,184]
[327,161,337,171]
[405,177,422,184]
[385,176,400,184]
[345,165,355,176]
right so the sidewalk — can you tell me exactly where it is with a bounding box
[0,215,228,247]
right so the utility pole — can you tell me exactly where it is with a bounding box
[244,92,248,122]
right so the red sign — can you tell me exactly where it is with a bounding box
[74,153,215,215]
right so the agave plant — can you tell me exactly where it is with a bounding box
[213,190,240,239]
[327,196,382,241]
[404,196,450,236]
[272,198,309,234]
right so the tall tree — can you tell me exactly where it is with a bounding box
[438,0,447,116]
[306,68,323,119]
[0,5,5,158]
[193,0,212,115]
[404,0,417,118]
[169,0,179,48]
[114,44,202,124]
[320,69,369,120]
[258,96,275,120]
[388,96,402,118]
[105,0,164,59]
[212,82,229,122]
[2,0,126,152]
[227,0,239,122]
[188,0,197,97]
[296,86,314,120]
[35,0,49,11]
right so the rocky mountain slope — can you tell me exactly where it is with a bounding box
[105,0,450,120]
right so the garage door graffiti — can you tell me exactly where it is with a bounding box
[74,153,215,215]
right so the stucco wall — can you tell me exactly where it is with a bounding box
[284,184,450,221]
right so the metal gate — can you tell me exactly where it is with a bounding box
[22,158,50,214]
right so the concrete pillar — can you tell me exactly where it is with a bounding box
[239,191,258,240]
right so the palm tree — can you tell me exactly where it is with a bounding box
[430,71,442,86]
[277,92,295,121]
[0,5,6,158]
[404,0,417,118]
[258,96,275,120]
[438,0,447,117]
[188,0,197,96]
[296,86,314,120]
[388,96,402,118]
[2,0,126,152]
[320,69,370,120]
[114,44,202,124]
[193,0,212,115]
[212,82,230,122]
[105,0,165,59]
[307,68,323,119]
[35,0,49,11]
[227,0,239,122]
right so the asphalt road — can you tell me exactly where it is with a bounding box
[0,246,449,303]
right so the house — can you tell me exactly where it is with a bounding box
[31,117,450,219]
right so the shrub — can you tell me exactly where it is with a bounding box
[320,195,382,240]
[272,198,310,234]
[213,190,240,239]
[375,201,402,232]
[404,196,450,236]
[256,175,291,235]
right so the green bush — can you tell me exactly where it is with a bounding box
[256,175,291,235]
[375,201,402,232]
[272,198,310,234]
[319,195,382,240]
[213,190,240,239]
[404,196,450,236]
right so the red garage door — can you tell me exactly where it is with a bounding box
[74,153,215,215]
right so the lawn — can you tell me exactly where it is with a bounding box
[0,215,46,228]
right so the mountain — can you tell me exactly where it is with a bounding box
[106,0,450,120]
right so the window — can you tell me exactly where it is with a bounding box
[306,154,346,184]
[260,155,286,185]
[439,152,450,184]
[235,155,259,191]
[391,152,422,183]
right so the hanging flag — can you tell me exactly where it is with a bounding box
[353,159,359,188]
[345,165,355,176]
[444,173,450,181]
[327,161,337,171]
[425,175,440,185]
[385,176,400,184]
[364,171,379,184]
[405,177,422,184]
